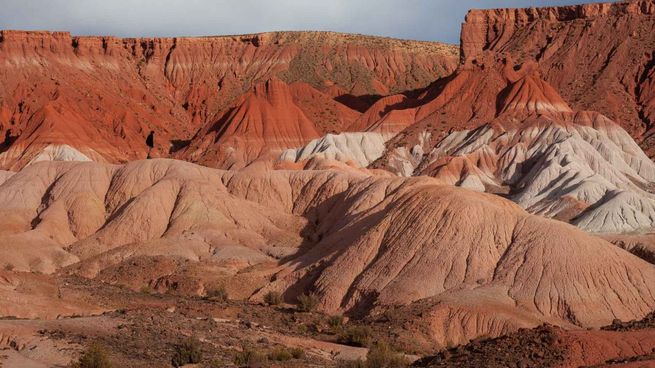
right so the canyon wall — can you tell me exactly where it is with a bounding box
[460,0,655,155]
[0,30,458,169]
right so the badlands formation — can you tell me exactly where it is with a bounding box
[1,0,655,367]
[0,30,458,170]
[2,159,655,366]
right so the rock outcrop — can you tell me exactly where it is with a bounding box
[178,78,325,168]
[415,319,655,368]
[460,0,655,156]
[0,30,458,169]
[413,112,655,233]
[351,54,655,233]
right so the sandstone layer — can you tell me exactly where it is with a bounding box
[461,0,655,156]
[284,55,655,233]
[0,30,458,169]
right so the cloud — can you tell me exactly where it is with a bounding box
[0,0,612,43]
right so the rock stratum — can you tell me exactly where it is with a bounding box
[368,59,655,234]
[0,30,458,169]
[274,0,655,234]
[460,0,655,157]
[1,160,655,349]
[284,55,655,234]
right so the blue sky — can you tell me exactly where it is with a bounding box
[0,0,613,44]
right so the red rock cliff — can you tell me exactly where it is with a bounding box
[0,30,458,169]
[459,0,655,156]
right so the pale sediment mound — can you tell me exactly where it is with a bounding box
[258,179,655,347]
[0,159,653,346]
[27,144,92,165]
[278,93,420,169]
[279,132,389,168]
[410,113,655,233]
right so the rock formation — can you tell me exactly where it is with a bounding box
[0,30,458,169]
[416,316,655,368]
[281,52,655,233]
[2,1,655,364]
[460,0,655,156]
[0,159,654,348]
[280,132,389,168]
[178,78,325,168]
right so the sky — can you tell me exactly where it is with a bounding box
[0,0,613,44]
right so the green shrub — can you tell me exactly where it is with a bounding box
[206,286,228,302]
[290,347,305,359]
[337,326,372,347]
[70,343,113,368]
[268,347,293,361]
[233,348,267,367]
[264,291,282,306]
[140,285,154,294]
[365,342,409,368]
[297,292,320,312]
[336,359,365,368]
[171,337,203,367]
[205,360,225,368]
[328,314,344,328]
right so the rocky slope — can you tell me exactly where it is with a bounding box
[415,314,655,368]
[0,30,458,169]
[414,114,655,234]
[461,0,655,157]
[1,159,654,349]
[285,55,655,233]
[280,131,391,168]
[285,0,655,168]
[177,78,366,169]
